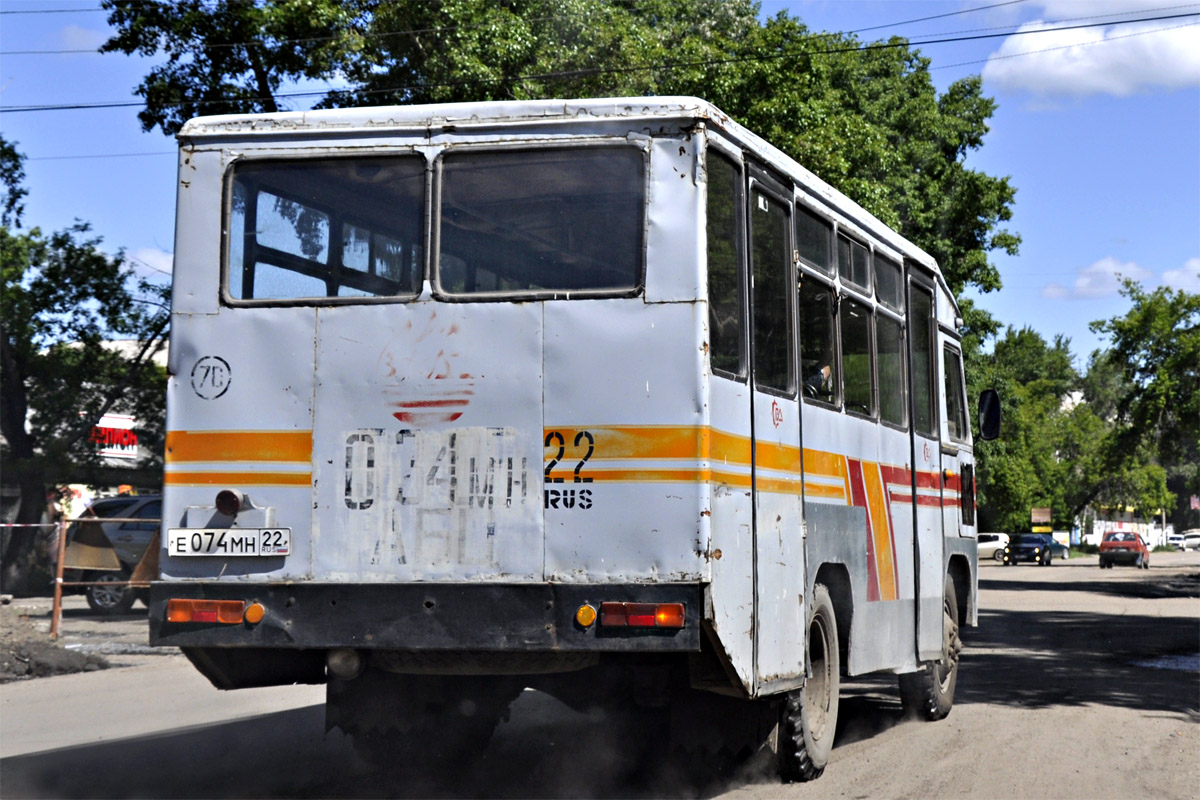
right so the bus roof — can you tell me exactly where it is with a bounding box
[180,96,952,304]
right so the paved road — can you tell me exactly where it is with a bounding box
[2,552,1197,798]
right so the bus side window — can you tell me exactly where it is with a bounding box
[877,314,907,426]
[840,297,875,417]
[799,274,838,405]
[876,255,904,312]
[706,152,746,379]
[750,189,794,394]
[943,345,969,442]
[838,233,871,292]
[795,206,833,276]
[910,284,937,437]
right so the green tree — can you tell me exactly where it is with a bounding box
[969,321,1176,535]
[101,0,1017,298]
[1091,280,1200,531]
[0,139,170,594]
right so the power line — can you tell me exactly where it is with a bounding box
[2,10,1195,114]
[8,2,1192,56]
[931,19,1200,71]
[0,6,104,13]
[26,151,174,161]
[848,0,1029,35]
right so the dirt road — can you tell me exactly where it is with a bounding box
[2,552,1197,798]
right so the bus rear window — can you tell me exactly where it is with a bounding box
[227,157,425,301]
[437,148,645,297]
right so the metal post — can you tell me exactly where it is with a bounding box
[50,518,68,640]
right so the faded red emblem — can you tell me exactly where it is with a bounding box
[771,400,783,428]
[377,312,474,425]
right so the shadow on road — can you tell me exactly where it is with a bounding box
[0,695,746,799]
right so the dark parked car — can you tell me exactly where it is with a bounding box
[1002,533,1056,566]
[1098,530,1150,569]
[63,494,161,614]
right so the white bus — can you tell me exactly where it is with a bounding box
[154,97,999,780]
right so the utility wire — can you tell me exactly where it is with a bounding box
[848,0,1029,34]
[931,19,1200,70]
[2,10,1194,114]
[15,0,1183,56]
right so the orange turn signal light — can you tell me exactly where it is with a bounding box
[575,604,597,628]
[598,602,685,629]
[166,598,246,624]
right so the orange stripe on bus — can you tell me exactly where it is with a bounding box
[578,468,753,488]
[547,426,754,464]
[862,463,898,601]
[166,430,312,463]
[164,471,313,486]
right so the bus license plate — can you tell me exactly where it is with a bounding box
[167,528,291,557]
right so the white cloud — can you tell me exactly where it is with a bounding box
[1041,256,1152,299]
[59,25,107,52]
[982,15,1200,97]
[125,247,174,279]
[1162,257,1200,291]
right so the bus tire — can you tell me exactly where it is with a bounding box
[778,583,839,782]
[899,573,960,721]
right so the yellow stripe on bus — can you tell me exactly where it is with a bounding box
[166,430,312,463]
[164,471,313,486]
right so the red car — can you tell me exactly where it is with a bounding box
[1098,531,1150,569]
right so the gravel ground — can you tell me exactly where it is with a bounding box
[0,594,178,682]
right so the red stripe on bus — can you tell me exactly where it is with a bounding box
[847,460,881,603]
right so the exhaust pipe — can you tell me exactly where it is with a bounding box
[326,648,364,680]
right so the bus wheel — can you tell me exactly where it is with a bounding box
[899,574,960,721]
[778,583,839,782]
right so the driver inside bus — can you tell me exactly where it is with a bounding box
[804,349,835,399]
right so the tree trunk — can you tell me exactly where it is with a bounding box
[0,470,50,595]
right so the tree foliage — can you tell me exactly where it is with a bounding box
[966,311,1180,535]
[1091,281,1200,530]
[0,138,170,593]
[101,0,1018,297]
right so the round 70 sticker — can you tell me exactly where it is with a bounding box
[191,356,232,400]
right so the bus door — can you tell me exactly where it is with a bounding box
[747,171,805,691]
[939,340,976,541]
[907,275,944,662]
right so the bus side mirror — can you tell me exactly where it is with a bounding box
[978,389,1001,441]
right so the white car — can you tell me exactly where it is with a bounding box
[1183,529,1200,551]
[978,533,1010,562]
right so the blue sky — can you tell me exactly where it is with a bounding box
[2,0,1198,362]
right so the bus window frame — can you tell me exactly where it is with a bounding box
[704,144,750,384]
[907,266,940,439]
[794,200,835,278]
[941,341,970,446]
[747,167,798,400]
[839,294,877,420]
[874,252,905,313]
[875,304,910,433]
[836,230,873,296]
[797,266,841,411]
[220,151,430,308]
[431,141,650,303]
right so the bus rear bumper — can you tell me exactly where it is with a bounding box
[149,581,703,653]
